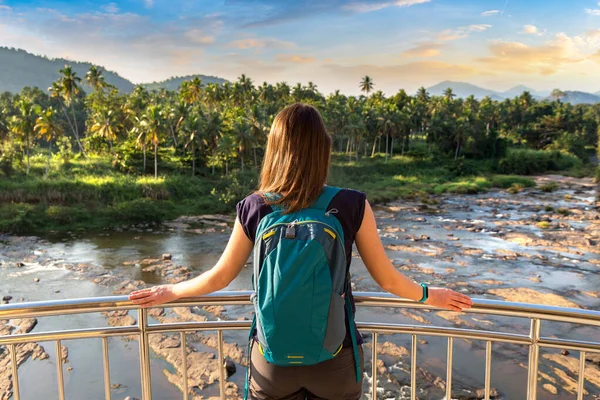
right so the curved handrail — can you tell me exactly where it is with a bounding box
[1,291,599,326]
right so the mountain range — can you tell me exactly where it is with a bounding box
[426,80,600,104]
[2,47,599,104]
[0,47,226,94]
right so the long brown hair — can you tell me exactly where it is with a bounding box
[258,103,332,213]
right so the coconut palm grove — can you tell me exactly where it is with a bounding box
[0,66,598,233]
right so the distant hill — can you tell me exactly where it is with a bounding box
[0,47,228,94]
[502,85,547,99]
[0,47,134,93]
[553,91,600,105]
[426,81,500,99]
[427,80,599,104]
[142,75,228,92]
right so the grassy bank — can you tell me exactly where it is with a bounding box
[0,149,588,234]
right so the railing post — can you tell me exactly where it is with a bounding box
[10,343,20,400]
[181,332,188,400]
[218,330,225,400]
[527,318,541,400]
[446,337,453,400]
[372,332,378,400]
[485,341,492,400]
[102,337,111,400]
[577,351,586,400]
[411,334,417,400]
[138,309,153,400]
[56,340,65,400]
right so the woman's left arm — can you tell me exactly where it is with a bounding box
[129,218,253,307]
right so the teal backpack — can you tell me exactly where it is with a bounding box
[244,186,361,398]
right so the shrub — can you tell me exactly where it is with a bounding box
[540,182,559,192]
[109,198,172,225]
[497,149,581,175]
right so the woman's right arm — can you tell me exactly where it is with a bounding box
[355,199,473,311]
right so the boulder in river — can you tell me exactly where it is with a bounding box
[162,253,172,260]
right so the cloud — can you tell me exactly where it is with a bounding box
[102,3,119,14]
[481,10,500,16]
[585,2,600,15]
[343,0,431,13]
[591,50,600,63]
[144,0,154,8]
[227,38,297,50]
[522,25,538,35]
[275,54,316,63]
[477,33,586,75]
[185,29,215,44]
[437,24,492,41]
[401,41,444,58]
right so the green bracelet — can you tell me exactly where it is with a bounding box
[418,283,429,303]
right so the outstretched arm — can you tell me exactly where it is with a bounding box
[129,218,253,308]
[355,200,472,311]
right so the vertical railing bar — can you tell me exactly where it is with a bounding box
[485,341,492,400]
[9,344,21,400]
[217,330,225,400]
[446,337,453,400]
[181,332,188,400]
[577,351,586,400]
[527,318,541,400]
[411,334,417,400]
[56,340,65,400]
[138,308,153,400]
[372,332,378,400]
[102,337,111,400]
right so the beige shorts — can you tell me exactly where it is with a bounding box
[249,341,364,400]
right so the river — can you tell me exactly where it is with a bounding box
[1,175,598,400]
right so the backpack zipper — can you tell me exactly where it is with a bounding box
[262,220,343,246]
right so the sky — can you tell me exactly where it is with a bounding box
[1,0,600,95]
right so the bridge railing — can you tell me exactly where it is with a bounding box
[1,291,600,400]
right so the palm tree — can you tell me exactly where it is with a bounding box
[34,107,63,176]
[183,112,203,176]
[230,115,252,172]
[443,87,456,102]
[550,89,566,102]
[360,76,374,97]
[90,108,120,154]
[86,66,108,92]
[10,97,37,174]
[57,65,85,154]
[139,105,164,179]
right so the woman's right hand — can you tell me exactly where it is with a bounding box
[425,288,473,311]
[129,284,180,308]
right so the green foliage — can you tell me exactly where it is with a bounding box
[497,149,581,175]
[490,175,536,189]
[540,182,559,192]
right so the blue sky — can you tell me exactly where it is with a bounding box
[1,0,599,94]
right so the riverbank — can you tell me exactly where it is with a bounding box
[0,174,598,399]
[2,150,592,234]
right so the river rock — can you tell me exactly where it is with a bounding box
[224,358,236,377]
[2,296,12,301]
[162,253,172,260]
[61,345,69,363]
[13,318,37,334]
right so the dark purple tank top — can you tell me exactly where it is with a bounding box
[236,188,367,347]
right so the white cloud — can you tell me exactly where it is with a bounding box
[227,38,297,50]
[185,29,214,44]
[521,25,544,36]
[343,0,431,13]
[437,24,492,41]
[0,5,12,11]
[144,0,154,9]
[481,10,500,16]
[102,3,119,14]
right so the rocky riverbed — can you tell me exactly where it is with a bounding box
[0,175,598,400]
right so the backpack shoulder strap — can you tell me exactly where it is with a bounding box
[311,186,342,211]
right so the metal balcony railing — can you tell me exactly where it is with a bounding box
[1,291,600,400]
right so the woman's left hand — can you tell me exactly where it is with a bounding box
[129,285,179,308]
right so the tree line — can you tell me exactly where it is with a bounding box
[0,66,598,179]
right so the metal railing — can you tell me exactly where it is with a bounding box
[1,291,600,400]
